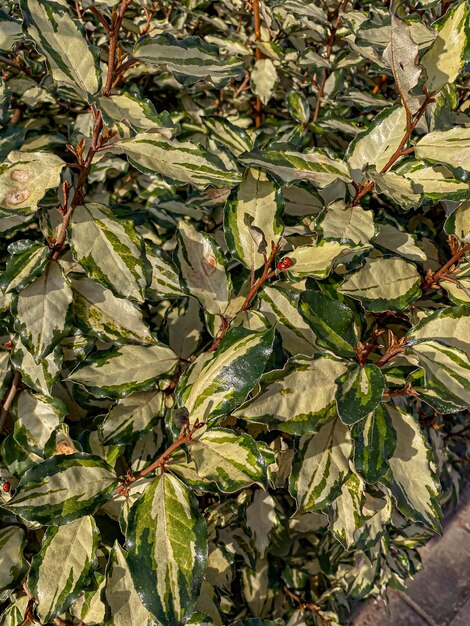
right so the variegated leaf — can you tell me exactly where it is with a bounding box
[238,148,351,188]
[245,491,278,558]
[190,429,269,493]
[127,473,207,625]
[421,1,470,94]
[259,285,317,357]
[407,305,470,354]
[336,364,384,425]
[384,406,442,531]
[100,390,165,446]
[352,403,397,483]
[98,92,174,135]
[119,133,241,188]
[338,257,421,312]
[11,338,62,397]
[69,203,149,303]
[329,472,365,550]
[20,0,101,101]
[315,202,376,245]
[134,32,245,88]
[289,418,352,511]
[284,241,368,279]
[415,126,470,172]
[176,221,231,316]
[225,169,284,271]
[444,201,470,243]
[145,244,185,300]
[235,356,347,435]
[0,527,27,603]
[14,260,73,362]
[13,390,66,455]
[0,241,49,293]
[346,106,407,183]
[6,453,117,525]
[68,343,178,399]
[28,516,99,623]
[298,290,359,358]
[0,150,64,214]
[71,275,155,345]
[176,327,274,427]
[105,543,157,626]
[204,116,253,156]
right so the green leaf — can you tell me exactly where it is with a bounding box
[203,116,253,157]
[100,390,165,446]
[366,168,421,209]
[329,472,365,550]
[5,453,117,525]
[13,260,73,362]
[20,0,101,101]
[352,403,397,483]
[0,150,64,214]
[118,132,241,188]
[421,1,470,94]
[235,355,348,435]
[68,343,178,399]
[71,275,155,345]
[190,428,270,493]
[176,221,231,316]
[336,364,385,425]
[383,13,422,115]
[225,169,283,271]
[69,203,149,303]
[10,338,62,397]
[134,32,245,88]
[176,327,274,427]
[407,305,470,354]
[0,241,49,293]
[415,126,470,173]
[287,91,310,124]
[13,390,66,455]
[374,223,427,263]
[384,406,442,531]
[259,285,317,356]
[338,257,421,312]
[346,106,407,183]
[238,148,352,188]
[315,202,376,245]
[0,527,27,603]
[289,418,352,512]
[105,543,157,626]
[284,241,368,279]
[299,290,359,358]
[403,164,470,202]
[27,516,99,623]
[127,473,207,625]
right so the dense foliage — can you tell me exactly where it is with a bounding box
[0,0,469,624]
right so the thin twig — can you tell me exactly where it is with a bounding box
[103,0,133,97]
[0,371,21,436]
[312,0,348,122]
[422,241,470,289]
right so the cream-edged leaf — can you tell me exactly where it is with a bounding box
[0,241,49,293]
[0,150,64,214]
[126,473,207,625]
[20,0,101,101]
[14,260,73,362]
[338,257,421,312]
[28,516,99,623]
[384,406,442,531]
[0,527,27,603]
[415,126,470,172]
[176,220,231,316]
[285,241,368,279]
[68,343,178,399]
[10,338,62,397]
[118,132,241,188]
[336,364,384,425]
[134,32,245,88]
[6,453,117,525]
[225,169,283,271]
[329,472,365,550]
[315,202,376,245]
[69,203,149,303]
[289,419,352,512]
[444,201,470,243]
[176,327,274,427]
[234,355,348,435]
[190,429,270,493]
[13,390,65,455]
[352,404,397,483]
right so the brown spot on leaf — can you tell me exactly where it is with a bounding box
[11,169,33,183]
[4,189,31,206]
[202,253,217,276]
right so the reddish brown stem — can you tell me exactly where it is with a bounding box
[312,0,348,122]
[422,242,470,289]
[376,332,407,368]
[88,6,111,32]
[351,93,434,206]
[383,383,418,398]
[116,421,205,494]
[103,0,133,97]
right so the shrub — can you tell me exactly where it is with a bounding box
[0,0,469,625]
